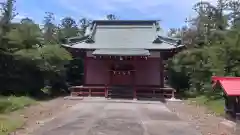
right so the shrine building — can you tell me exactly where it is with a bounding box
[63,20,184,99]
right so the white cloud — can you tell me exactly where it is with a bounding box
[58,0,218,18]
[12,13,27,22]
[15,14,26,19]
[54,0,220,29]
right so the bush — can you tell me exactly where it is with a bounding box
[0,53,44,96]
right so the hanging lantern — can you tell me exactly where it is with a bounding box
[110,56,112,59]
[145,57,148,60]
[123,72,126,75]
[128,71,130,75]
[118,72,120,75]
[113,71,116,75]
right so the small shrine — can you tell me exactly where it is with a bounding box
[212,76,240,120]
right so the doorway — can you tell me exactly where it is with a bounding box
[110,63,135,86]
[108,63,135,99]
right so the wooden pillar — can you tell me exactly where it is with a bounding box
[133,71,137,99]
[106,58,111,98]
[104,57,108,98]
[89,88,92,97]
[84,53,87,85]
[224,95,231,117]
[236,97,240,134]
[160,52,164,88]
[235,96,240,120]
[133,56,137,99]
[105,86,108,98]
[226,96,237,119]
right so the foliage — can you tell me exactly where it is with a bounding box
[7,18,42,50]
[167,0,240,100]
[66,58,84,86]
[0,0,81,96]
[43,12,58,44]
[79,18,92,36]
[57,17,80,43]
[107,14,117,20]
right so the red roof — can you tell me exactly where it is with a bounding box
[212,76,240,96]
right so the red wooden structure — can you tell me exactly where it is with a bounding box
[212,76,240,96]
[64,20,183,99]
[212,76,240,119]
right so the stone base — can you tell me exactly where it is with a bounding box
[218,120,236,134]
[64,96,84,100]
[166,97,182,102]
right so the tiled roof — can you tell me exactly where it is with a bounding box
[63,20,184,50]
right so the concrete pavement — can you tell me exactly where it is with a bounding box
[31,98,201,135]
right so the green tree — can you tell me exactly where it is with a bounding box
[43,12,58,44]
[0,0,17,51]
[57,17,79,43]
[79,18,91,36]
[166,0,238,96]
[226,0,240,27]
[7,18,42,50]
[107,14,117,20]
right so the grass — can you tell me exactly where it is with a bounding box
[0,96,36,113]
[0,96,37,135]
[0,115,23,135]
[188,95,225,116]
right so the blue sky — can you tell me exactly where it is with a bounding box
[13,0,217,30]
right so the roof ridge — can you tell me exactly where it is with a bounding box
[92,20,158,26]
[157,35,182,46]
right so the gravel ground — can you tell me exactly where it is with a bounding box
[165,100,235,135]
[12,98,80,135]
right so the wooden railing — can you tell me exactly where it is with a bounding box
[70,86,107,97]
[69,85,176,99]
[135,87,176,99]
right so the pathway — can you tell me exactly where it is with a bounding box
[31,98,201,135]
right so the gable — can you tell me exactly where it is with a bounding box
[93,25,156,48]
